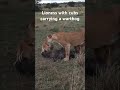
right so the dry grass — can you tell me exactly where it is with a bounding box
[35,58,85,90]
[86,41,120,90]
[86,63,120,90]
[35,6,85,90]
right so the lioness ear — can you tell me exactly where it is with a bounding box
[47,35,52,38]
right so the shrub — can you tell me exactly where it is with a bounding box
[67,2,75,7]
[35,4,42,12]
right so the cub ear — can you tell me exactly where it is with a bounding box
[47,35,52,38]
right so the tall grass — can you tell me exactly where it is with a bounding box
[86,62,120,90]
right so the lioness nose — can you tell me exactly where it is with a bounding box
[41,52,45,56]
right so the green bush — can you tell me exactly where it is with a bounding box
[68,2,75,7]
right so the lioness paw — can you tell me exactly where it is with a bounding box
[63,57,69,61]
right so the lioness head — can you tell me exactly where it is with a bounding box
[41,35,54,57]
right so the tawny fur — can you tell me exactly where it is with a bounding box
[41,28,85,61]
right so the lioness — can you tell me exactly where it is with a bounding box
[41,28,85,61]
[16,38,34,63]
[14,22,35,75]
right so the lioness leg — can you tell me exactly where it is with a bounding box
[74,44,85,57]
[64,43,71,61]
[74,45,81,59]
